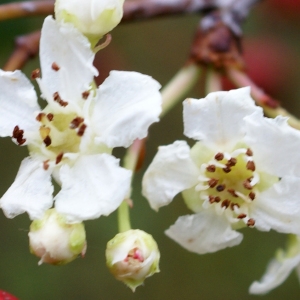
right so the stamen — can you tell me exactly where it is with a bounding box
[47,113,54,121]
[43,136,51,147]
[31,69,40,79]
[247,218,255,227]
[12,125,26,145]
[43,160,50,170]
[82,91,90,100]
[208,178,218,188]
[77,124,87,136]
[243,180,252,190]
[237,213,247,219]
[231,148,247,157]
[227,157,237,167]
[214,196,221,203]
[70,117,84,129]
[56,152,64,164]
[36,113,45,121]
[227,188,238,197]
[250,172,260,186]
[209,195,215,203]
[222,166,231,173]
[53,92,68,107]
[249,192,256,200]
[206,165,216,172]
[235,191,252,203]
[216,184,226,192]
[221,199,230,209]
[230,202,240,211]
[246,160,256,171]
[214,152,224,161]
[246,148,253,156]
[51,62,60,71]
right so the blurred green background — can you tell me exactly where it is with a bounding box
[1,0,300,299]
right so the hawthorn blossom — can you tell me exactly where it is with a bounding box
[249,234,300,294]
[143,87,300,254]
[0,16,161,222]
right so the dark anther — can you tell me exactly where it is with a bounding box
[246,148,253,156]
[237,213,247,219]
[82,91,90,100]
[227,157,237,167]
[56,152,64,164]
[222,166,231,173]
[247,218,255,227]
[227,188,238,197]
[209,195,215,203]
[43,160,50,170]
[31,69,40,80]
[70,117,84,129]
[221,199,230,208]
[51,62,60,71]
[47,113,54,121]
[243,180,252,190]
[216,184,225,192]
[12,125,26,145]
[246,160,255,171]
[214,196,221,203]
[230,202,240,210]
[77,124,87,137]
[249,192,256,200]
[36,113,45,122]
[206,165,216,172]
[208,178,218,188]
[53,92,68,107]
[43,136,51,147]
[214,152,224,161]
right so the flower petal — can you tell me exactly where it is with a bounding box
[249,255,300,294]
[38,16,98,106]
[0,70,39,138]
[0,157,53,219]
[54,154,131,222]
[142,141,199,211]
[244,113,300,177]
[92,71,162,148]
[183,87,261,151]
[251,176,300,235]
[165,211,243,254]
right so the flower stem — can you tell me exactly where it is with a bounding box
[205,67,222,94]
[160,63,201,118]
[118,139,145,232]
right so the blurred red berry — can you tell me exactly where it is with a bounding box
[0,290,18,300]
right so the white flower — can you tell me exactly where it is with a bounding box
[55,0,124,41]
[143,87,300,254]
[0,16,161,222]
[106,229,160,291]
[249,234,300,294]
[29,209,86,265]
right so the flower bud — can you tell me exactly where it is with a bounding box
[106,229,160,291]
[29,209,86,265]
[55,0,125,44]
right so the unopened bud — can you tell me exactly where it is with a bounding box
[55,0,125,44]
[106,229,160,291]
[29,209,86,265]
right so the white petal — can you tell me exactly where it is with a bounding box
[142,141,199,211]
[38,16,98,106]
[92,71,162,148]
[1,157,53,219]
[249,255,300,294]
[245,113,300,177]
[0,70,39,138]
[54,154,131,222]
[165,212,243,254]
[251,176,300,234]
[183,87,261,151]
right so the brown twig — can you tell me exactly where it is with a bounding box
[0,1,54,21]
[3,30,41,71]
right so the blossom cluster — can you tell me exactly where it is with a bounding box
[1,0,300,296]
